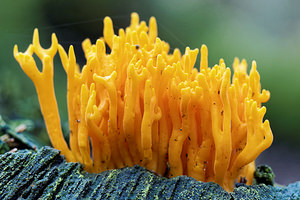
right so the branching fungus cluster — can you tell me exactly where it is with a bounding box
[14,13,273,191]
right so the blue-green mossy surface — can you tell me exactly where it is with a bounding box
[0,147,299,199]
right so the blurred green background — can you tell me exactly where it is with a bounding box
[1,0,299,184]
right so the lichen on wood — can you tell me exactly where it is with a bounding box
[0,147,299,199]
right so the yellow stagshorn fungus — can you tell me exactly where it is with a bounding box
[14,13,273,191]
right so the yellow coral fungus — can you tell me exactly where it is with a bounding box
[13,13,273,191]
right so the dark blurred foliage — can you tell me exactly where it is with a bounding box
[0,0,300,184]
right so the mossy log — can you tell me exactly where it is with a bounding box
[0,147,299,199]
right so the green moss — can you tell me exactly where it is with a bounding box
[0,115,48,151]
[253,165,275,186]
[0,139,10,154]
